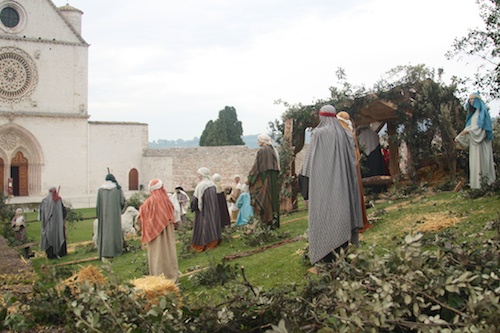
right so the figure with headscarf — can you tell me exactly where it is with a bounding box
[212,173,231,228]
[357,124,386,178]
[248,133,281,229]
[190,167,222,252]
[136,179,178,281]
[337,111,372,233]
[236,181,254,226]
[174,186,190,226]
[298,105,363,264]
[96,173,125,259]
[455,92,496,189]
[227,175,243,222]
[40,187,67,259]
[12,208,30,258]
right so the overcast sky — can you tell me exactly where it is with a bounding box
[54,0,497,141]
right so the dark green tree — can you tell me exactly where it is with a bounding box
[199,106,245,146]
[447,0,500,98]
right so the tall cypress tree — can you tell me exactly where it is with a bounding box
[199,106,245,146]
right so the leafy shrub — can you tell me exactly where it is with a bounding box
[190,257,240,288]
[4,222,500,332]
[242,218,291,247]
[125,191,149,210]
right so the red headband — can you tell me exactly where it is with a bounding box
[319,112,336,117]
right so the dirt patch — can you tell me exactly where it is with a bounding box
[0,236,36,310]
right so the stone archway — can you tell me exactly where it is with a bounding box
[0,124,43,196]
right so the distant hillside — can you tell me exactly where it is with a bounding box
[149,134,260,149]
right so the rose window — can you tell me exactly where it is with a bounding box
[0,48,37,102]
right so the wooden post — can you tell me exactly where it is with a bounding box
[280,118,298,213]
[387,122,401,177]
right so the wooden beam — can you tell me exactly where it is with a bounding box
[47,256,99,268]
[14,242,37,250]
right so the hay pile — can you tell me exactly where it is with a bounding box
[130,275,181,307]
[414,212,460,232]
[61,265,106,294]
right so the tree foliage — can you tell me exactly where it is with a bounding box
[273,65,467,181]
[199,106,245,146]
[446,0,500,99]
[375,65,466,177]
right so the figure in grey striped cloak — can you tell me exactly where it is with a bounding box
[298,104,363,264]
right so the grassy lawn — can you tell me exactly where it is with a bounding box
[15,190,500,298]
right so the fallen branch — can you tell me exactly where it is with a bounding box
[47,256,99,268]
[362,175,393,186]
[224,236,304,261]
[14,242,37,250]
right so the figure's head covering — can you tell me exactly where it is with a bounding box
[257,133,280,171]
[139,178,175,244]
[337,111,354,132]
[337,111,350,120]
[233,175,241,181]
[105,173,121,189]
[197,167,211,178]
[194,167,215,210]
[15,208,23,215]
[212,173,223,193]
[257,133,273,145]
[175,185,184,191]
[212,173,222,183]
[149,178,163,192]
[49,186,61,202]
[319,104,336,117]
[465,92,493,141]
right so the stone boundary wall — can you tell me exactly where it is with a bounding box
[142,144,310,193]
[144,145,260,192]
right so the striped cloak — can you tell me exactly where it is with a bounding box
[299,117,363,264]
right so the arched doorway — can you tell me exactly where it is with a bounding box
[0,124,44,196]
[128,168,139,191]
[11,151,28,196]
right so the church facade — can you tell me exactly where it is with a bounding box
[0,0,153,207]
[0,0,261,208]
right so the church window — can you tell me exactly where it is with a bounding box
[0,7,19,28]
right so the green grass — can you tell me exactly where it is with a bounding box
[14,190,500,299]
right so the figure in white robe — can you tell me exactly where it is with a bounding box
[455,92,495,189]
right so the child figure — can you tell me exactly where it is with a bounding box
[236,182,254,226]
[11,208,30,259]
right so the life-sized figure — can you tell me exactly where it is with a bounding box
[11,208,30,259]
[357,125,386,178]
[137,179,179,281]
[227,175,243,222]
[96,173,125,259]
[40,187,67,259]
[212,173,231,228]
[190,167,222,252]
[174,186,190,226]
[236,182,254,226]
[299,105,363,264]
[248,134,280,229]
[337,111,372,233]
[455,92,496,189]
